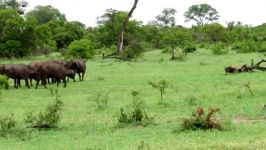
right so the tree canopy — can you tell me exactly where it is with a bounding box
[184,3,219,26]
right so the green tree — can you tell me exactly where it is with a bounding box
[202,23,226,43]
[155,8,177,27]
[0,0,28,15]
[0,9,37,57]
[184,3,219,26]
[25,5,66,25]
[162,27,192,59]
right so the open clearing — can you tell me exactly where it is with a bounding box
[1,50,266,149]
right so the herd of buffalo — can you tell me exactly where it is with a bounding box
[0,59,87,89]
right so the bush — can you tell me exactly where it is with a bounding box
[181,107,222,131]
[0,114,27,138]
[212,42,228,55]
[118,91,154,127]
[66,39,95,59]
[94,91,109,110]
[0,75,9,90]
[123,40,145,59]
[148,80,169,104]
[232,40,262,53]
[0,114,17,137]
[183,43,197,53]
[25,89,63,129]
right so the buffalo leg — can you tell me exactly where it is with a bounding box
[63,78,66,88]
[14,79,17,88]
[25,79,30,88]
[82,73,85,81]
[78,73,81,81]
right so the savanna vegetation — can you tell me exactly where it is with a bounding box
[1,0,266,149]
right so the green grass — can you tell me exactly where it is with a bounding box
[1,49,266,149]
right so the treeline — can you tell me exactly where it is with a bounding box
[1,0,266,59]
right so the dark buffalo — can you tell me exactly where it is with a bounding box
[72,59,87,81]
[0,64,36,88]
[36,62,75,88]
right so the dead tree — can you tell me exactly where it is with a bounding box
[117,0,139,55]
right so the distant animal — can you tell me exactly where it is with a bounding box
[225,66,239,74]
[35,62,75,88]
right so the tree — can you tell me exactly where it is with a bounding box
[117,0,139,55]
[202,23,226,43]
[96,9,127,47]
[25,5,66,25]
[0,9,37,57]
[0,0,28,14]
[155,8,177,27]
[184,3,219,26]
[162,27,192,59]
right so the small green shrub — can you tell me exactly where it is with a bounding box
[185,96,200,106]
[212,42,228,55]
[0,75,9,90]
[94,91,109,110]
[118,91,154,127]
[123,40,145,59]
[148,80,169,104]
[25,89,63,129]
[0,114,17,137]
[183,43,197,53]
[181,107,222,131]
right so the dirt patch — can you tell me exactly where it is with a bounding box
[232,116,266,124]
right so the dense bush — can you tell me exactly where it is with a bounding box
[183,43,197,53]
[65,39,95,59]
[212,42,228,55]
[181,107,222,131]
[0,114,26,138]
[123,40,145,59]
[118,91,154,127]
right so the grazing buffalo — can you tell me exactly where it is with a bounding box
[35,62,75,88]
[72,59,87,81]
[0,64,36,88]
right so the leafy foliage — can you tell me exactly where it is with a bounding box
[94,91,109,110]
[0,75,9,90]
[25,5,66,25]
[184,3,219,26]
[66,39,95,59]
[0,114,26,138]
[212,42,228,55]
[148,80,169,103]
[181,107,222,131]
[24,89,63,129]
[123,39,144,58]
[155,8,177,27]
[118,91,154,127]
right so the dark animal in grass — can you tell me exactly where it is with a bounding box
[35,62,75,88]
[28,61,46,86]
[28,60,77,85]
[225,65,243,74]
[0,64,36,88]
[72,59,87,81]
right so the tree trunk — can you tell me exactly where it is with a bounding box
[117,0,139,55]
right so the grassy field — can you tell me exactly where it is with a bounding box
[1,49,266,149]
